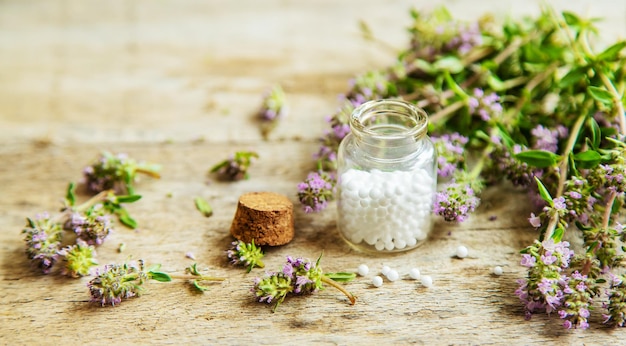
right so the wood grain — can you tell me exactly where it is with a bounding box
[1,0,625,344]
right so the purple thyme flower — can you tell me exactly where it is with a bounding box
[432,133,468,178]
[531,125,567,153]
[226,240,265,272]
[59,240,98,278]
[433,180,480,222]
[22,213,63,274]
[346,70,390,101]
[252,255,331,312]
[446,22,483,55]
[552,197,567,212]
[528,213,542,228]
[87,261,149,306]
[258,85,287,138]
[517,239,579,319]
[557,271,595,330]
[468,88,502,121]
[83,152,160,194]
[258,85,287,121]
[521,254,536,267]
[489,143,543,187]
[297,171,336,213]
[604,272,626,327]
[210,151,258,181]
[65,206,112,246]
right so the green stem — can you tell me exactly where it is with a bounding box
[428,100,465,125]
[553,9,626,136]
[544,114,586,239]
[598,73,626,135]
[321,276,356,305]
[168,274,226,282]
[602,190,618,229]
[136,167,161,179]
[75,190,113,212]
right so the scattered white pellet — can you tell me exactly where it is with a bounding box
[420,275,433,288]
[386,269,400,282]
[493,266,504,276]
[357,264,369,276]
[456,245,468,259]
[381,265,391,276]
[408,268,421,280]
[372,276,384,288]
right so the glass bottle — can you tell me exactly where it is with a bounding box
[336,99,437,253]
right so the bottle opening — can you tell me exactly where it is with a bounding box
[350,99,428,141]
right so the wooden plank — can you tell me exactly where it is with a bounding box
[1,0,625,344]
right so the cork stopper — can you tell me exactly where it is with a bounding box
[230,192,295,246]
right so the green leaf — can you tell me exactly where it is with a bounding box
[534,177,553,205]
[209,160,228,173]
[573,150,602,169]
[66,182,76,207]
[588,86,613,105]
[612,197,623,214]
[192,280,210,292]
[194,197,213,217]
[116,195,142,204]
[495,124,515,148]
[551,227,564,242]
[412,59,436,74]
[117,209,138,229]
[486,74,505,91]
[562,11,581,26]
[26,217,36,228]
[515,150,560,168]
[186,263,201,276]
[575,221,592,231]
[433,56,464,74]
[324,272,357,282]
[148,264,162,272]
[443,71,469,99]
[588,117,602,149]
[595,278,607,284]
[596,41,626,61]
[558,67,587,88]
[149,271,172,282]
[586,241,599,254]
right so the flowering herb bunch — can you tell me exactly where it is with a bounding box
[252,254,356,312]
[298,6,626,329]
[21,183,141,276]
[83,151,161,195]
[87,260,225,306]
[226,240,265,272]
[258,85,288,139]
[210,151,259,181]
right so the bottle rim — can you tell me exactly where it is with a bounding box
[350,99,428,141]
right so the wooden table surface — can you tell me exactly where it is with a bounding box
[1,0,625,344]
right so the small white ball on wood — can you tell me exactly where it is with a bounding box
[372,276,384,288]
[409,268,421,280]
[357,264,369,276]
[456,245,468,259]
[420,275,433,288]
[493,266,504,276]
[386,269,399,282]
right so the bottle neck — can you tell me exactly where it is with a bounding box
[350,100,428,160]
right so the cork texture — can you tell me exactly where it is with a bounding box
[229,192,295,246]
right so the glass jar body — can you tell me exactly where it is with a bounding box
[336,100,437,253]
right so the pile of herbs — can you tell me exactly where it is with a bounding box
[299,7,626,329]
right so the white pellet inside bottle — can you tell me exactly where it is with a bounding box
[336,99,437,253]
